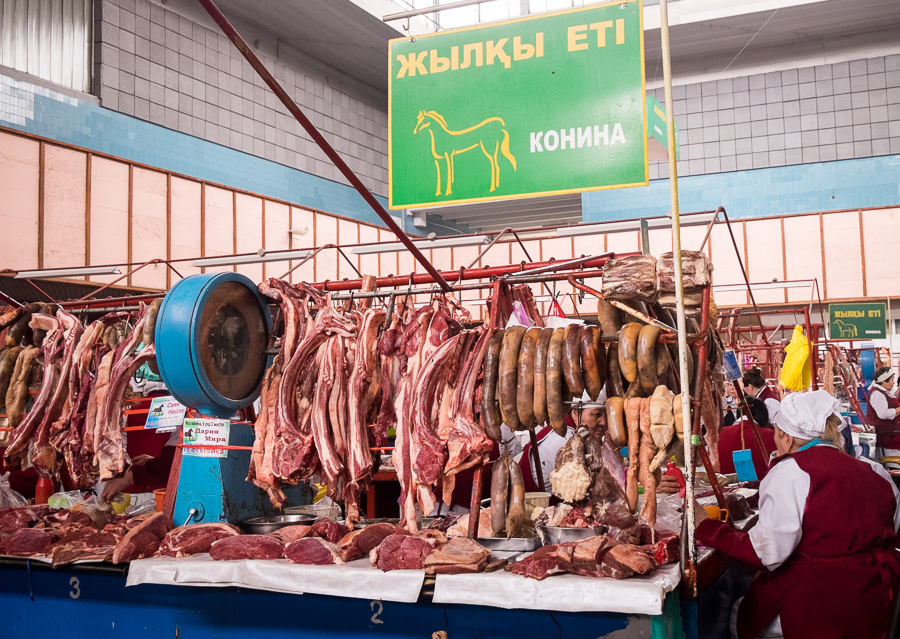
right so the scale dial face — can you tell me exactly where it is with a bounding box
[197,281,268,401]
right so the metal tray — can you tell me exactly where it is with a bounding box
[241,514,318,534]
[538,525,602,545]
[476,536,542,552]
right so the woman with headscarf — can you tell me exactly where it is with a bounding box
[866,366,900,464]
[696,390,900,639]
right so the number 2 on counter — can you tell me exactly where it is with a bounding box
[370,600,384,625]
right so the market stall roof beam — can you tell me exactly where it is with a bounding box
[195,0,450,291]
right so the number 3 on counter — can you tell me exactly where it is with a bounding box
[69,576,81,599]
[370,600,384,625]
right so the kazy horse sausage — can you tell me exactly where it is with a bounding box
[655,342,670,379]
[596,299,622,336]
[480,330,505,442]
[516,328,541,429]
[581,326,604,401]
[606,343,626,397]
[624,397,642,512]
[592,326,607,391]
[605,397,627,448]
[637,325,662,395]
[618,323,643,383]
[499,326,526,430]
[505,457,531,539]
[491,453,511,536]
[5,303,41,347]
[0,346,22,408]
[546,328,568,436]
[562,324,585,397]
[532,328,554,426]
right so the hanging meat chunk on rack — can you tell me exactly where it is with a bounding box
[50,314,114,484]
[4,346,37,431]
[393,307,435,531]
[248,280,311,507]
[344,307,386,525]
[94,304,158,480]
[411,333,462,486]
[445,326,493,477]
[5,312,67,468]
[30,310,84,477]
[275,303,354,488]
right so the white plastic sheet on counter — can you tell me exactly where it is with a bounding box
[433,563,680,615]
[126,554,425,602]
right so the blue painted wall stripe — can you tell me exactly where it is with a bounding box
[582,154,900,222]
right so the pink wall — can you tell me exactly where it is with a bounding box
[89,156,130,284]
[4,130,900,319]
[0,133,40,271]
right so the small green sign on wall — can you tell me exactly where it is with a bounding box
[829,302,887,340]
[388,0,647,209]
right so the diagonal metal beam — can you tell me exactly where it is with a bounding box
[196,0,450,290]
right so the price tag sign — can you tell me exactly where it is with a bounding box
[144,396,187,432]
[732,449,758,482]
[182,418,230,458]
[723,349,742,382]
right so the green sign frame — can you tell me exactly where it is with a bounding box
[829,302,887,340]
[388,0,647,210]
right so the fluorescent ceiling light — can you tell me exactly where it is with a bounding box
[714,281,813,292]
[351,235,490,255]
[556,213,716,238]
[14,266,122,279]
[193,250,311,268]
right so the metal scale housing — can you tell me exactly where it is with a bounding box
[155,273,310,524]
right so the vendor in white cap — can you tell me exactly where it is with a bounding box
[866,366,900,464]
[696,390,900,639]
[500,388,603,492]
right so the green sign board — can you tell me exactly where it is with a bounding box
[388,0,647,210]
[829,302,887,340]
[646,95,679,161]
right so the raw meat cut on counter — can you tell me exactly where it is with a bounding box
[370,533,437,571]
[0,528,57,557]
[337,522,406,563]
[51,526,123,567]
[112,512,170,564]
[423,538,490,574]
[285,537,342,565]
[210,535,284,561]
[157,523,242,558]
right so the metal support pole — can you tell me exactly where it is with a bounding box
[195,0,450,291]
[660,0,697,594]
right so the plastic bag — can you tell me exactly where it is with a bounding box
[0,472,27,508]
[780,325,811,391]
[48,490,84,510]
[505,300,535,329]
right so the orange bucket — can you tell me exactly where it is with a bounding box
[153,488,166,512]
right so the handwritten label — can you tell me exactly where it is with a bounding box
[144,396,187,432]
[182,418,230,458]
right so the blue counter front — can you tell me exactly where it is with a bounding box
[0,561,693,638]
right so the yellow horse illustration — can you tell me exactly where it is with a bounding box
[413,110,517,197]
[832,320,857,338]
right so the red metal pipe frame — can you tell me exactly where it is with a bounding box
[194,0,450,291]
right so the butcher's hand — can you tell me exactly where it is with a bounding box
[658,474,681,494]
[101,470,134,503]
[131,454,154,467]
[693,500,710,528]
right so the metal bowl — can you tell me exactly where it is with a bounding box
[240,514,318,534]
[476,536,542,552]
[539,525,602,545]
